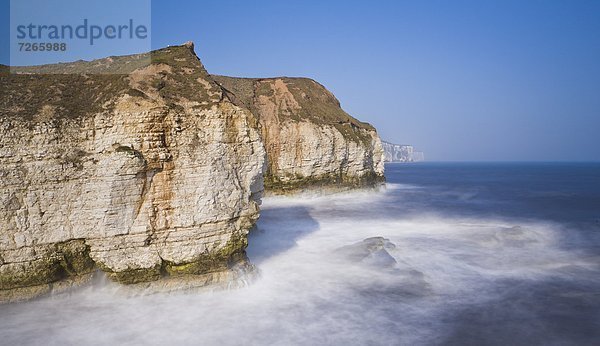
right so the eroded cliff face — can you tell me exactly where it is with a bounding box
[383,142,414,162]
[0,43,265,301]
[213,76,385,193]
[382,141,425,163]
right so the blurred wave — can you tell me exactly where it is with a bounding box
[1,163,599,345]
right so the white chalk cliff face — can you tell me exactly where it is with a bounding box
[0,43,265,301]
[213,76,385,193]
[382,141,424,163]
[382,142,414,162]
[0,43,386,302]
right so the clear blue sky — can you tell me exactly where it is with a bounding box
[2,0,599,161]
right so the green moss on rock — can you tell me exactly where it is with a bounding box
[92,233,249,284]
[265,171,385,195]
[163,232,248,276]
[0,239,95,291]
[0,257,63,290]
[56,240,96,276]
[104,266,162,285]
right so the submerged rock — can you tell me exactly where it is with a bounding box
[472,225,543,248]
[334,237,432,297]
[335,237,398,268]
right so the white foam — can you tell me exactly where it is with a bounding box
[0,190,596,345]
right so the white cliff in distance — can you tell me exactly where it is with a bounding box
[382,141,424,163]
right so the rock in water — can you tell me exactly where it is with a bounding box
[362,248,398,268]
[335,237,432,297]
[335,237,398,268]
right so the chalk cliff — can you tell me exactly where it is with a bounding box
[0,43,265,301]
[213,76,385,193]
[382,141,424,162]
[0,42,386,302]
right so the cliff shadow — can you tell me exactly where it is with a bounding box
[247,205,320,265]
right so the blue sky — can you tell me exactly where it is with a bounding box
[2,0,599,161]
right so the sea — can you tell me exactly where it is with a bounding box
[1,162,599,345]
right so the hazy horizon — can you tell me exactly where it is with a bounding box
[2,0,599,161]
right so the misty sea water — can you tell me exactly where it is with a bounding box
[1,162,599,345]
[380,162,600,344]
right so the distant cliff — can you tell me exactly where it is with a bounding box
[214,76,385,194]
[382,141,424,162]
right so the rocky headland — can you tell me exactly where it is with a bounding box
[213,76,385,194]
[0,42,385,302]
